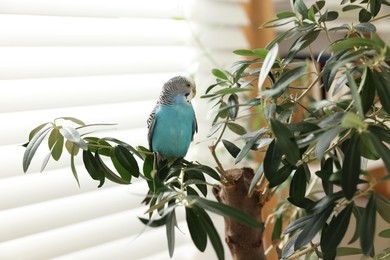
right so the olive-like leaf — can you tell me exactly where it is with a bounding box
[258,43,278,90]
[227,122,247,136]
[227,94,239,120]
[212,68,229,80]
[186,207,207,252]
[289,165,307,203]
[191,197,263,229]
[316,126,343,160]
[359,9,372,23]
[360,193,376,257]
[346,70,364,118]
[370,0,382,16]
[268,164,294,188]
[166,210,176,257]
[222,139,240,158]
[271,119,301,165]
[28,122,50,141]
[264,139,282,182]
[361,69,376,114]
[321,203,354,254]
[56,116,85,126]
[23,126,52,173]
[95,153,130,185]
[369,131,390,176]
[192,205,224,260]
[379,228,390,238]
[336,247,363,256]
[235,130,264,164]
[355,22,376,33]
[341,133,361,200]
[249,163,263,195]
[114,145,140,177]
[59,126,88,151]
[376,194,390,224]
[70,144,80,187]
[294,207,333,250]
[373,69,390,115]
[83,150,105,187]
[261,66,306,98]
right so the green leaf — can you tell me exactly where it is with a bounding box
[271,119,301,165]
[186,207,207,252]
[284,29,320,65]
[360,192,376,257]
[212,68,229,80]
[262,66,307,98]
[268,164,295,188]
[376,194,390,224]
[360,132,379,160]
[359,9,372,22]
[336,247,363,256]
[289,165,308,203]
[369,125,390,144]
[346,70,364,118]
[70,144,80,187]
[83,150,105,187]
[56,116,85,126]
[249,164,263,195]
[323,11,339,22]
[222,139,240,158]
[342,5,363,12]
[316,126,343,159]
[331,37,381,53]
[258,43,278,90]
[369,131,390,176]
[23,126,52,173]
[321,203,354,254]
[294,0,309,19]
[192,197,263,229]
[28,122,50,141]
[349,205,363,244]
[227,122,247,135]
[227,94,239,121]
[233,49,254,56]
[166,210,176,257]
[372,69,390,115]
[370,0,382,16]
[95,153,130,185]
[282,231,301,259]
[294,207,333,250]
[52,135,64,161]
[138,215,167,227]
[65,140,79,156]
[361,69,376,114]
[379,228,390,238]
[264,139,282,182]
[114,145,140,178]
[355,22,377,33]
[272,215,283,242]
[184,170,207,197]
[235,129,264,164]
[341,133,361,200]
[284,215,312,234]
[186,164,220,181]
[59,127,88,151]
[276,11,296,19]
[192,205,224,260]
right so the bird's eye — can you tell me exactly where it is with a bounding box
[186,83,191,87]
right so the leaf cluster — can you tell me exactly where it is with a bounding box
[203,0,390,258]
[23,118,262,260]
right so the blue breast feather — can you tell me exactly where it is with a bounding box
[151,97,195,158]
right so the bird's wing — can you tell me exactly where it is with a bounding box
[192,110,198,141]
[147,105,158,151]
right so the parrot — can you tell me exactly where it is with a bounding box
[147,75,198,165]
[143,76,197,204]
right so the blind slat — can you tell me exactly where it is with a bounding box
[0,46,194,79]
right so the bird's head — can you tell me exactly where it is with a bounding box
[163,75,196,102]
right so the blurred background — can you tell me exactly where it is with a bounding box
[0,0,388,259]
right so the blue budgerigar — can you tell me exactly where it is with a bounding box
[147,76,197,160]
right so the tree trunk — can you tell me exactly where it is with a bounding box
[213,168,265,260]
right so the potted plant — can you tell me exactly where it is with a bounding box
[23,0,390,259]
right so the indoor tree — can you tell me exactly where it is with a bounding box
[22,0,390,259]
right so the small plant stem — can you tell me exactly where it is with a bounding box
[285,243,320,259]
[370,13,390,22]
[295,73,322,103]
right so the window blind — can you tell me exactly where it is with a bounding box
[0,0,249,259]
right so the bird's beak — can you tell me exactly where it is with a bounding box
[192,86,197,98]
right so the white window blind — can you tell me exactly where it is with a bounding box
[0,0,249,259]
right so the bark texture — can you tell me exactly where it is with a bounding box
[213,168,265,260]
